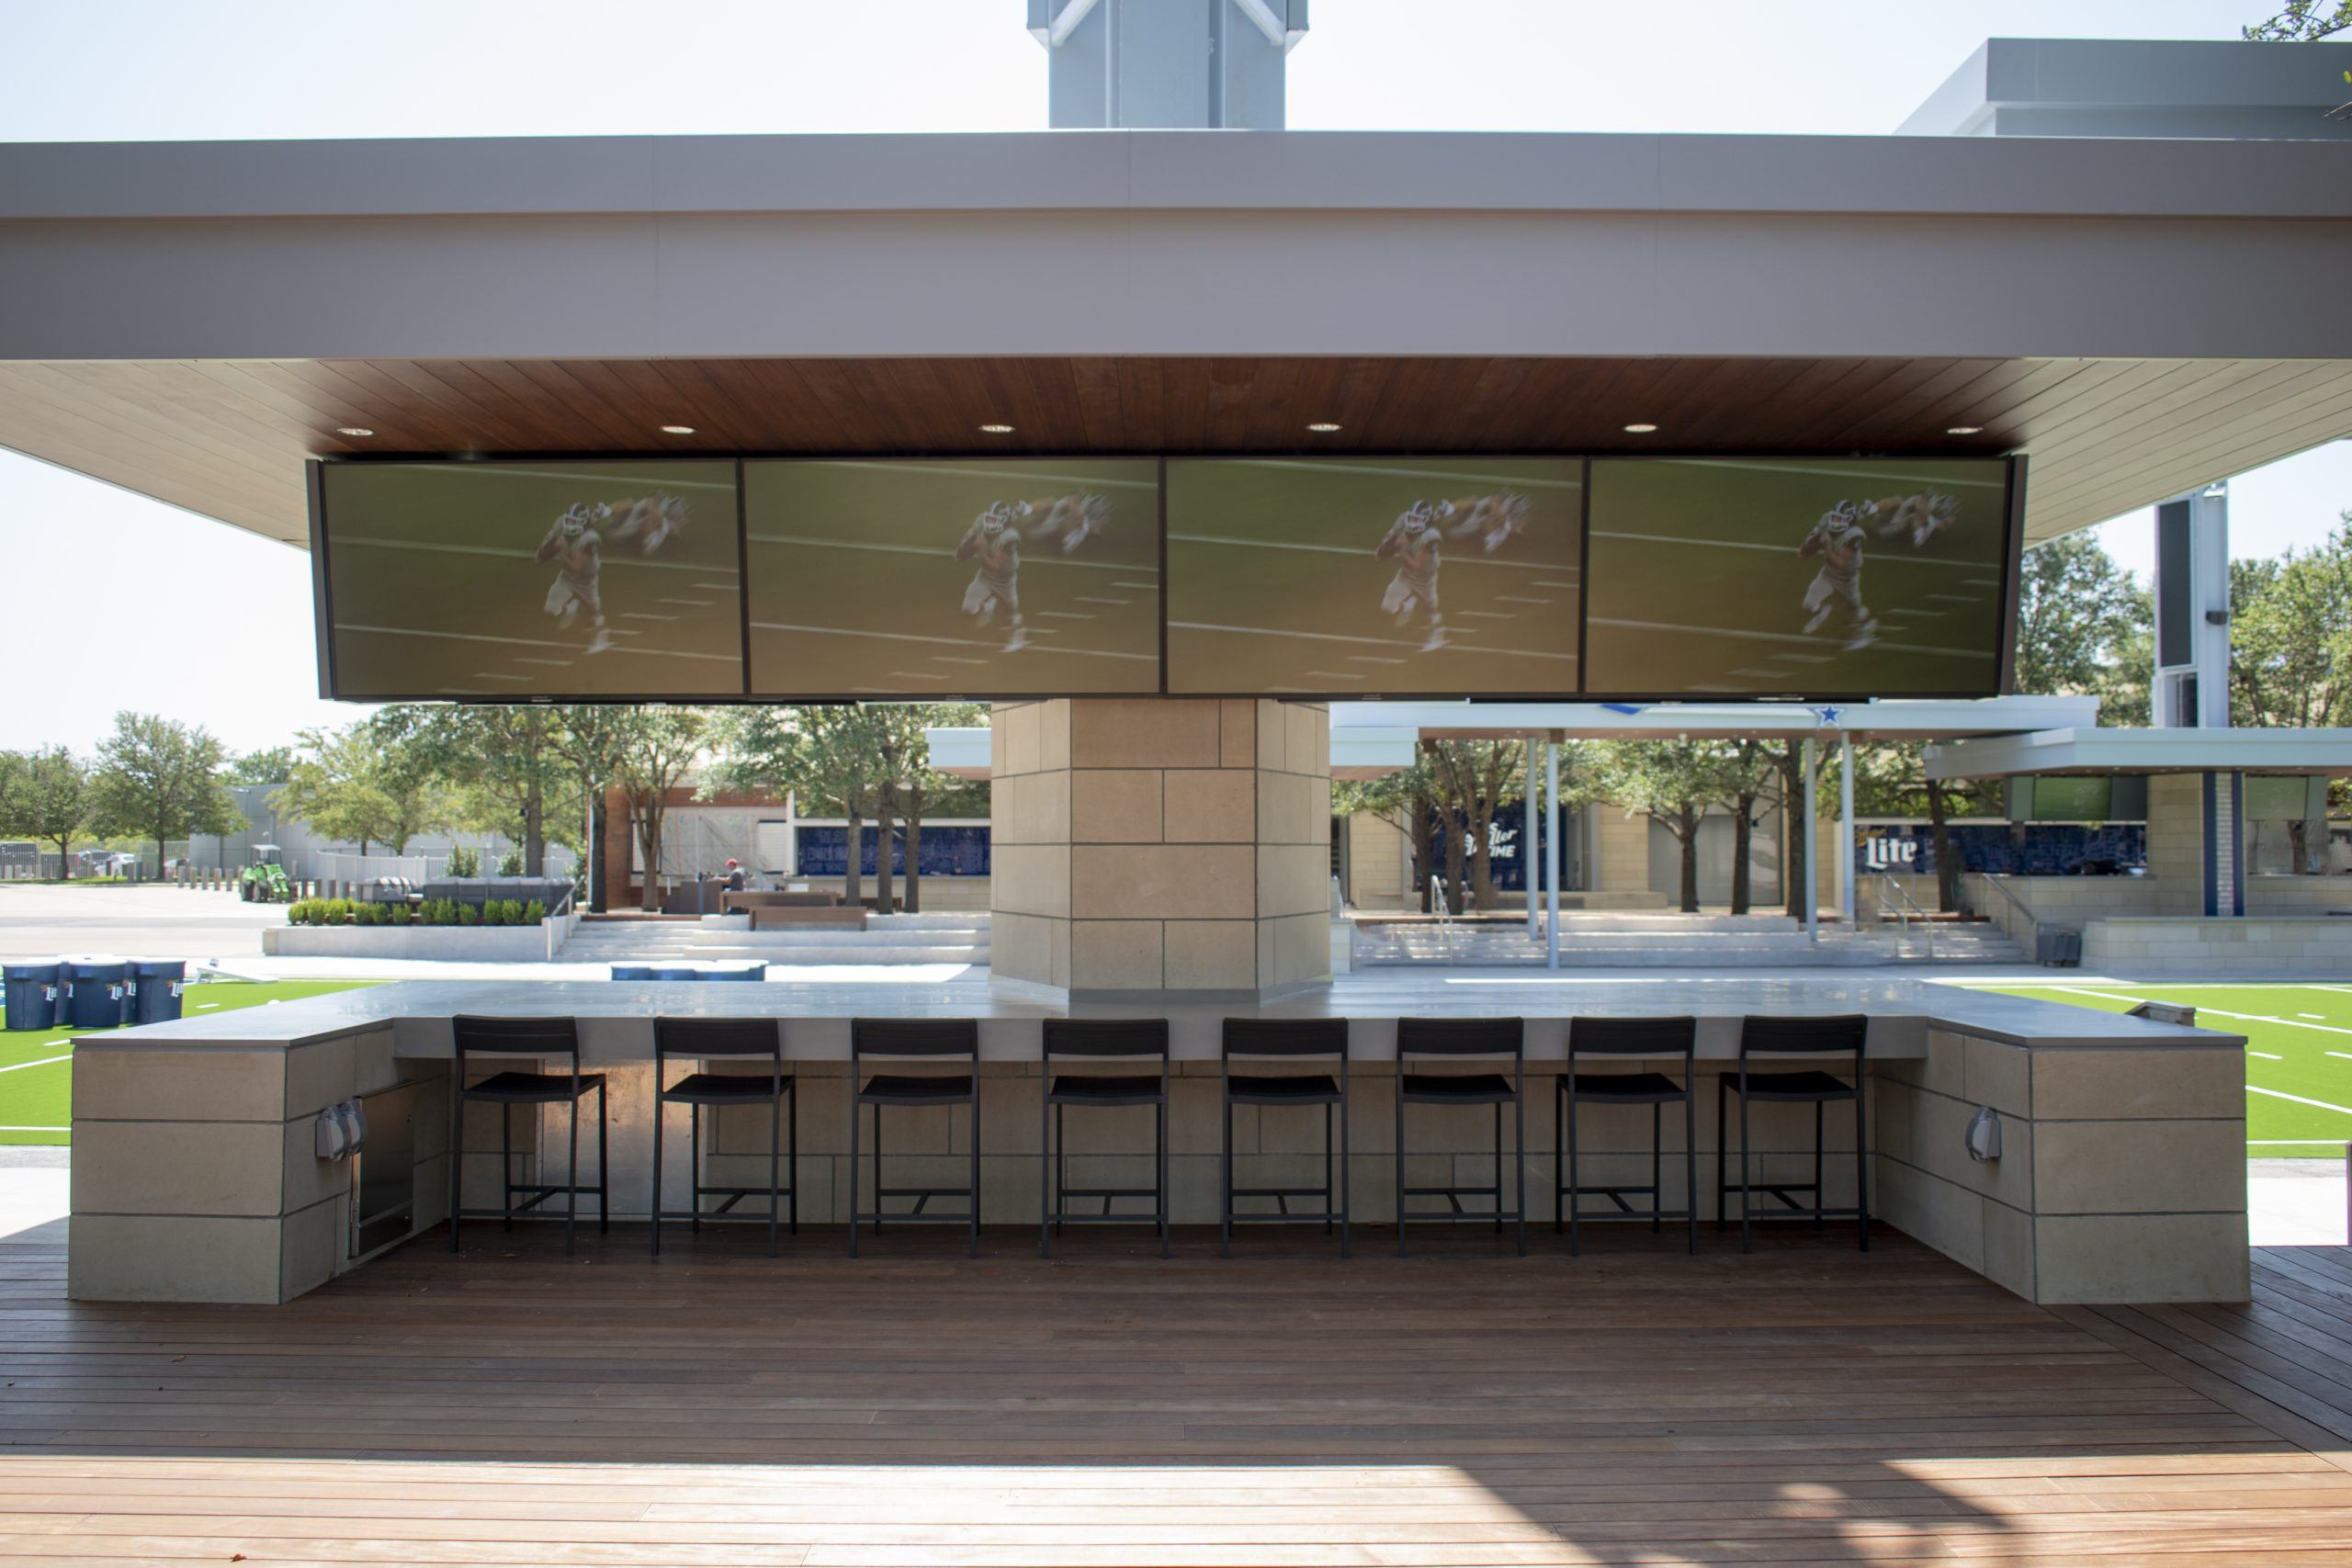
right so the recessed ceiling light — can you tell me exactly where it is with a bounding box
[660,424,695,434]
[335,426,373,437]
[978,423,1015,434]
[1306,422,1342,433]
[1623,423,1658,434]
[1946,424,1983,435]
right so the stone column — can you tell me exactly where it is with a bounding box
[990,699,1331,999]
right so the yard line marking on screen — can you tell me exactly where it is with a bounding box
[749,621,1154,660]
[800,460,1159,490]
[1170,533,1581,571]
[1205,458,1584,489]
[511,658,572,668]
[1169,622,1577,660]
[1457,611,1515,620]
[1038,611,1096,620]
[1495,596,1554,605]
[1586,531,1991,571]
[334,536,728,573]
[746,533,1142,570]
[1585,617,1994,661]
[1532,581,1579,588]
[341,625,741,663]
[1657,457,2006,490]
[887,671,950,682]
[1304,671,1367,680]
[1346,656,1407,664]
[1928,593,1983,604]
[469,672,532,682]
[1075,597,1133,605]
[1730,669,1792,678]
[620,613,679,621]
[658,598,716,607]
[928,656,989,666]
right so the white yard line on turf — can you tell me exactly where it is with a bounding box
[0,1055,69,1075]
[2250,1085,2352,1118]
[2041,986,2352,1038]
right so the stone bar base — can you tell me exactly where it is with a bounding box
[1874,1028,2249,1303]
[989,698,1332,998]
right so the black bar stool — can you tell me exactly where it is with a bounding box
[1395,1016,1525,1257]
[448,1014,607,1256]
[650,1016,796,1258]
[1221,1017,1350,1258]
[1558,1015,1697,1257]
[1040,1018,1170,1259]
[1716,1013,1871,1253]
[849,1017,980,1258]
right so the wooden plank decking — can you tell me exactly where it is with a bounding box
[4,1221,2352,1565]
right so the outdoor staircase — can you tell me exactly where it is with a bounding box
[558,912,991,968]
[1351,911,2030,968]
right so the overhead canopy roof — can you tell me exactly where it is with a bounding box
[3,130,2348,551]
[1926,727,2352,779]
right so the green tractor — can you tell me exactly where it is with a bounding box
[239,845,293,904]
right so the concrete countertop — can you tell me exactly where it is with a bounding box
[74,973,2245,1062]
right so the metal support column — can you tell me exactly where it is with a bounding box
[1838,730,1856,926]
[1525,733,1540,934]
[1544,739,1561,970]
[1803,738,1819,945]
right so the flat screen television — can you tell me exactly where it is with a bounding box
[1163,457,1585,696]
[1580,457,2018,699]
[742,458,1163,697]
[313,459,745,700]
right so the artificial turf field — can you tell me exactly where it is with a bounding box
[0,981,375,1145]
[1955,979,2352,1157]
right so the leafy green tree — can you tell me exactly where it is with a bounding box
[369,705,586,876]
[88,712,243,874]
[275,723,451,856]
[3,748,94,878]
[1708,739,1783,917]
[1334,750,1441,910]
[868,703,987,914]
[1592,740,1744,914]
[224,746,296,785]
[2245,1,2352,39]
[608,708,710,910]
[1421,739,1527,913]
[715,705,889,908]
[2230,520,2352,728]
[2011,535,2146,711]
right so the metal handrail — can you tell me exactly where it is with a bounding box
[1428,874,1460,960]
[1874,873,1936,961]
[1973,873,2041,948]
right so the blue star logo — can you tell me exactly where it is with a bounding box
[1813,705,1845,728]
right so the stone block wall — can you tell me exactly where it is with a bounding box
[991,699,1332,998]
[1873,1030,2248,1303]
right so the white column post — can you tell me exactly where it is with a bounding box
[1838,729,1856,926]
[1544,738,1561,970]
[1803,738,1819,946]
[1525,733,1540,934]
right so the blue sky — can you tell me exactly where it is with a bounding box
[0,0,2343,752]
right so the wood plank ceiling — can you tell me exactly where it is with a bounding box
[2,354,2347,549]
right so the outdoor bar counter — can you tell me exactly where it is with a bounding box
[67,975,2250,1308]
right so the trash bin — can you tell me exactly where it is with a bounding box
[3,962,61,1031]
[652,965,702,982]
[705,964,766,982]
[2035,929,2083,968]
[60,955,129,1030]
[608,964,656,981]
[130,959,187,1024]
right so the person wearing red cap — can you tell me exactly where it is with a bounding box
[723,858,745,893]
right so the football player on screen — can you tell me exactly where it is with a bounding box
[1871,491,1960,549]
[952,494,1111,654]
[1798,501,1880,651]
[1375,501,1452,653]
[1442,491,1532,554]
[535,494,689,655]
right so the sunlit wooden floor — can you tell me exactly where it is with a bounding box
[6,1218,2352,1565]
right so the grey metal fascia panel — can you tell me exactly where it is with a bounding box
[1895,40,1994,136]
[5,130,2349,223]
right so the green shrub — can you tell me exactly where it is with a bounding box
[445,846,481,877]
[522,899,547,926]
[326,898,355,925]
[458,904,480,927]
[498,898,524,926]
[497,847,524,877]
[288,899,313,926]
[365,903,388,926]
[389,903,412,927]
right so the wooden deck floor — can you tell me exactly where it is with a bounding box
[6,1222,2352,1565]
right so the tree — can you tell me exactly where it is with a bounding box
[4,748,93,878]
[2245,1,2352,40]
[2011,535,2146,706]
[88,712,242,874]
[1593,740,1739,914]
[715,705,888,908]
[1333,750,1441,910]
[370,705,585,876]
[1421,740,1526,913]
[1710,740,1782,917]
[2231,521,2352,729]
[275,723,451,857]
[869,703,987,915]
[608,708,709,910]
[224,746,296,785]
